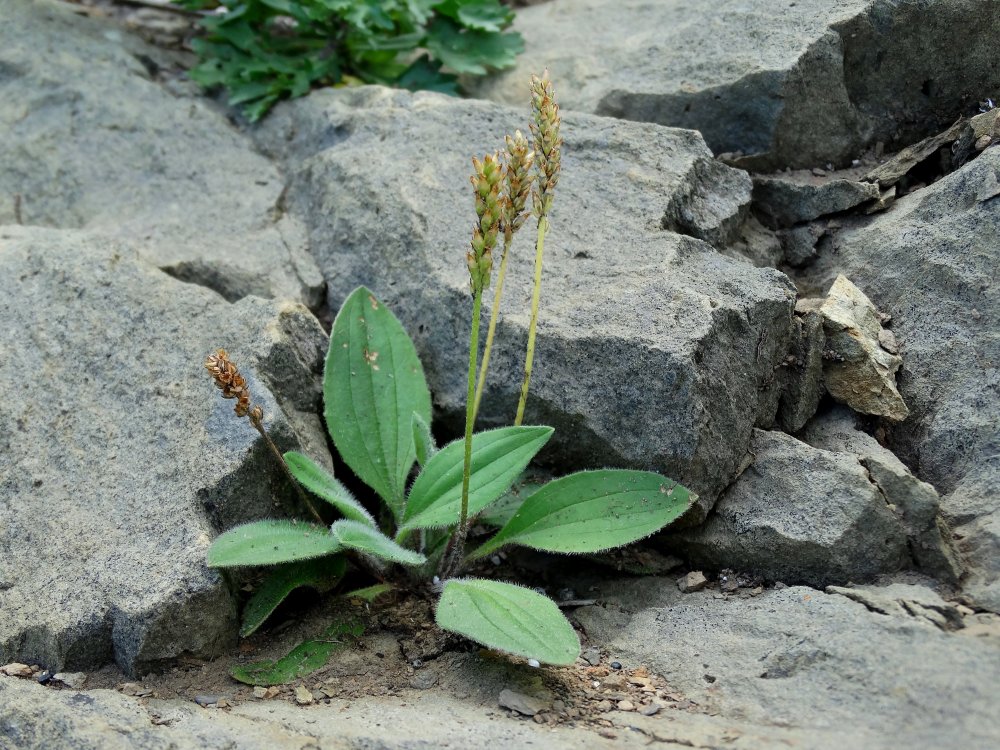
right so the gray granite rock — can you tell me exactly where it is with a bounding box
[0,0,323,306]
[801,147,1000,609]
[670,429,912,585]
[0,227,331,675]
[254,85,796,521]
[576,580,1000,749]
[775,310,825,432]
[753,173,880,227]
[470,0,1000,170]
[801,407,961,580]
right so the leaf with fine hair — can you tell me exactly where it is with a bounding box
[330,520,426,566]
[240,555,347,637]
[230,620,364,686]
[411,412,437,467]
[399,426,553,533]
[207,520,341,568]
[435,578,579,665]
[284,451,376,527]
[469,471,694,560]
[325,287,432,522]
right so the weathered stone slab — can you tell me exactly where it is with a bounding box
[576,581,1000,749]
[255,85,796,520]
[470,0,1000,170]
[753,173,880,227]
[0,227,331,675]
[669,429,910,585]
[0,0,322,305]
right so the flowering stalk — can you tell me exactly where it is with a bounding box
[515,73,562,425]
[441,154,502,577]
[204,349,323,525]
[473,131,534,422]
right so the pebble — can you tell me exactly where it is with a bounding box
[295,685,315,705]
[1,663,33,677]
[498,688,551,716]
[409,671,438,690]
[976,134,992,150]
[677,571,709,593]
[527,659,540,668]
[194,695,223,706]
[617,700,636,711]
[52,672,87,689]
[581,647,602,666]
[595,699,614,712]
[640,702,662,716]
[610,661,623,670]
[252,686,268,699]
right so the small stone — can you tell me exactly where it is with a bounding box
[640,702,662,716]
[498,689,551,716]
[194,695,222,706]
[264,686,281,699]
[581,647,602,666]
[34,671,53,684]
[252,686,267,699]
[617,700,636,711]
[975,134,992,150]
[677,571,709,593]
[527,659,540,668]
[610,661,623,670]
[51,672,87,689]
[295,686,314,705]
[409,671,438,690]
[216,699,231,709]
[595,699,614,712]
[1,663,33,677]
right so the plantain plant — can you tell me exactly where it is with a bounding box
[204,74,694,667]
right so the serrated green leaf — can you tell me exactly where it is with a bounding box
[330,520,426,565]
[400,426,553,532]
[435,0,513,32]
[411,412,437,466]
[435,578,579,665]
[207,520,341,568]
[240,555,347,637]
[470,471,695,560]
[284,451,376,527]
[425,18,523,74]
[325,287,432,521]
[230,619,364,686]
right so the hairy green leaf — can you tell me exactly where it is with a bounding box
[330,520,426,565]
[400,426,553,532]
[230,619,364,685]
[284,450,376,527]
[342,582,396,602]
[435,578,579,665]
[240,555,347,637]
[207,520,341,568]
[411,412,437,466]
[470,471,694,560]
[325,287,432,521]
[477,476,545,528]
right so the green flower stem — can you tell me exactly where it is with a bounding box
[514,216,548,426]
[473,233,514,422]
[250,412,324,526]
[441,288,484,576]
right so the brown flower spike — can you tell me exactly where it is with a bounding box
[501,130,535,241]
[529,72,562,219]
[205,349,251,417]
[468,153,503,295]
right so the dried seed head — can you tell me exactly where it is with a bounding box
[205,348,251,418]
[529,71,562,219]
[468,153,503,294]
[501,130,535,240]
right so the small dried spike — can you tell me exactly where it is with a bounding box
[501,130,535,240]
[468,153,503,294]
[205,349,251,417]
[529,72,562,218]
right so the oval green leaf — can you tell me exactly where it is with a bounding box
[240,555,347,637]
[325,286,432,521]
[207,520,341,568]
[469,470,695,560]
[400,426,553,532]
[435,578,579,666]
[330,519,426,566]
[411,412,437,466]
[284,451,376,527]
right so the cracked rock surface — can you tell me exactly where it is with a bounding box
[0,0,323,306]
[0,227,331,675]
[255,85,793,521]
[470,0,1000,170]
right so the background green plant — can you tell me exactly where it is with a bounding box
[174,0,525,121]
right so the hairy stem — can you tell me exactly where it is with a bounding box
[473,233,513,422]
[514,216,547,425]
[441,289,484,577]
[250,413,324,526]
